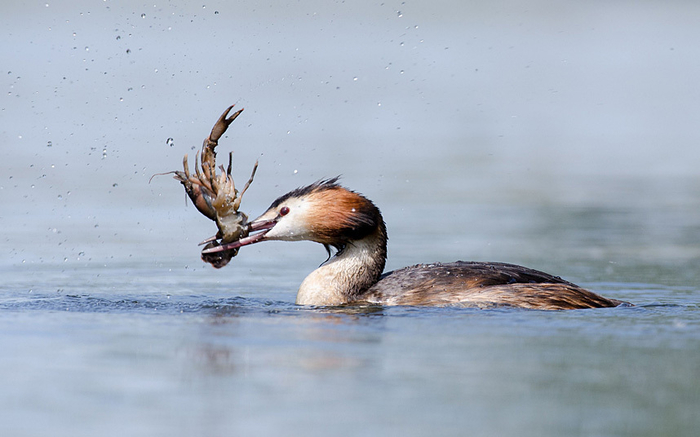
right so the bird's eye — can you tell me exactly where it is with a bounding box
[279,206,290,216]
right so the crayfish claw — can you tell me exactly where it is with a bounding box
[208,105,244,146]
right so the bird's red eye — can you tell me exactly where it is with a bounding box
[279,206,290,216]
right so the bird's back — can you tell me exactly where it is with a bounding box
[358,261,627,310]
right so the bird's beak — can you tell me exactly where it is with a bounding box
[201,216,277,254]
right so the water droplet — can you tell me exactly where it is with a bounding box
[293,169,298,174]
[353,77,358,81]
[377,102,382,107]
[119,97,123,102]
[72,32,76,37]
[126,48,131,54]
[116,35,121,40]
[112,183,118,188]
[78,251,85,256]
[400,70,405,74]
[166,137,174,147]
[140,13,146,18]
[84,46,89,51]
[154,68,158,73]
[102,148,107,159]
[214,11,219,15]
[57,194,63,199]
[397,11,402,17]
[47,141,52,147]
[400,42,404,46]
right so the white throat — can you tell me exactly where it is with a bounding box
[295,235,384,306]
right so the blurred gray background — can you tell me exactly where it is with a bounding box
[3,0,699,273]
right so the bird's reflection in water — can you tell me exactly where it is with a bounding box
[185,299,387,375]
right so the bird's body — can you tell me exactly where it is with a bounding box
[204,178,628,310]
[361,261,625,309]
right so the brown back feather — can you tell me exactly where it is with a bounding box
[361,261,627,309]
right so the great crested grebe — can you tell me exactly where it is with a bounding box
[203,178,628,310]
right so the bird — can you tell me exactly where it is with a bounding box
[202,177,629,310]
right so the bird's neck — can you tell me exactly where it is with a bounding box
[295,227,387,306]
